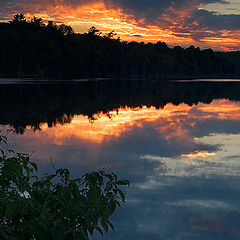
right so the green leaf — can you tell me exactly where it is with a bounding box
[6,202,19,218]
[116,180,130,186]
[104,182,112,192]
[106,220,115,231]
[0,149,5,157]
[112,172,117,181]
[88,226,94,235]
[118,189,126,202]
[95,226,103,236]
[30,162,38,171]
[105,174,114,181]
[101,220,109,233]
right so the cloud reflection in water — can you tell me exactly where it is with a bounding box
[2,98,240,239]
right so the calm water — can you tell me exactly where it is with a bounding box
[1,79,240,239]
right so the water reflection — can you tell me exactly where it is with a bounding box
[1,80,240,239]
[2,80,240,134]
[3,99,240,169]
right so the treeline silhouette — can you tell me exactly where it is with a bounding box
[1,80,240,134]
[1,14,240,79]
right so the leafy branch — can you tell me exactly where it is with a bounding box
[0,133,129,239]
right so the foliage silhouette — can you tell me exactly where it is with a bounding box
[0,132,130,239]
[10,14,27,24]
[1,14,240,79]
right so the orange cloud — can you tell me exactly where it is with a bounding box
[3,0,239,50]
[181,151,216,159]
[19,2,180,43]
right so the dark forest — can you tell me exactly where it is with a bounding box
[1,14,240,79]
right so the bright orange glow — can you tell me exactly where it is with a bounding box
[20,2,178,44]
[20,99,240,146]
[201,33,240,51]
[23,105,192,144]
[198,99,240,120]
[6,1,239,50]
[182,151,216,159]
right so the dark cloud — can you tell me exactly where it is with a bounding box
[103,0,240,42]
[104,0,240,40]
[0,0,229,22]
[165,8,240,42]
[190,9,240,31]
[133,34,143,37]
[104,0,228,21]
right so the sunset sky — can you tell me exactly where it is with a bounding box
[1,0,240,50]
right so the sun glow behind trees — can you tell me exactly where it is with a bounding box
[1,0,240,50]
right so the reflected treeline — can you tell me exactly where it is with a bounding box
[1,80,240,134]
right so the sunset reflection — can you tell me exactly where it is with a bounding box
[22,99,240,143]
[4,99,240,170]
[3,92,240,239]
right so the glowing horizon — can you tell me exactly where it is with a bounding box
[1,0,240,51]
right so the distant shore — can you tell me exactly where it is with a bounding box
[1,14,240,80]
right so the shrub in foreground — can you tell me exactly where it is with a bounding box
[0,134,129,239]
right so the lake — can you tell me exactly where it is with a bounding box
[1,79,240,239]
